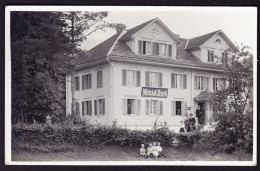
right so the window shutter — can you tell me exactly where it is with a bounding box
[208,51,210,61]
[134,100,138,114]
[168,45,172,57]
[181,101,185,116]
[138,100,141,115]
[89,101,92,116]
[102,99,105,115]
[122,70,126,86]
[82,76,85,90]
[194,76,197,90]
[89,74,92,89]
[94,100,97,115]
[97,71,102,87]
[76,102,80,115]
[183,74,187,89]
[138,41,142,54]
[172,101,176,115]
[213,78,216,91]
[82,101,85,116]
[160,101,163,115]
[122,99,126,115]
[145,100,149,115]
[159,73,163,88]
[153,43,159,56]
[171,73,175,88]
[145,71,149,87]
[136,71,141,87]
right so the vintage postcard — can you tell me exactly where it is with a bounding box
[5,6,257,166]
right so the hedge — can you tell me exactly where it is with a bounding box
[12,123,201,150]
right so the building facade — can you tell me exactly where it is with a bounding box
[66,18,239,131]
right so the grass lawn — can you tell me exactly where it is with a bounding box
[11,145,253,161]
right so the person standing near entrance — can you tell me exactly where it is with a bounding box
[196,106,202,124]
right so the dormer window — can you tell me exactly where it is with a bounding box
[208,50,214,62]
[215,39,221,43]
[138,40,172,57]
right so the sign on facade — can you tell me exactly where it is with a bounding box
[141,87,168,98]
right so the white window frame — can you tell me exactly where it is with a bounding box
[95,99,105,115]
[171,101,186,116]
[208,50,214,62]
[194,76,208,90]
[139,40,173,57]
[146,99,163,116]
[122,98,141,115]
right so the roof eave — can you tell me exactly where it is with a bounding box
[108,56,225,72]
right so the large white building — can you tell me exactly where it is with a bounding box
[66,18,239,131]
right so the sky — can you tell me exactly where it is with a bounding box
[79,7,257,52]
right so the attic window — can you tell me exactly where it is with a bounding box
[215,39,221,43]
[138,40,172,57]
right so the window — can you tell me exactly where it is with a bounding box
[71,102,80,115]
[139,41,152,55]
[213,78,225,91]
[122,99,141,115]
[146,100,163,115]
[208,50,214,62]
[82,74,92,90]
[97,71,103,88]
[122,70,141,87]
[159,43,167,56]
[145,71,162,88]
[82,100,92,116]
[94,99,105,115]
[138,40,173,57]
[222,51,228,64]
[75,76,80,91]
[194,76,209,90]
[171,73,187,89]
[171,101,186,116]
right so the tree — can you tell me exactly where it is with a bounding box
[11,12,73,123]
[209,46,253,156]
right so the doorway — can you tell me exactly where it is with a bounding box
[198,102,205,124]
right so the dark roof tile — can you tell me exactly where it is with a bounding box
[119,18,157,41]
[72,32,121,65]
[186,30,220,50]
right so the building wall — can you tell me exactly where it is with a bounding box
[124,22,178,58]
[111,61,224,130]
[66,63,113,125]
[200,33,231,64]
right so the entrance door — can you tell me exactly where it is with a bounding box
[198,102,205,124]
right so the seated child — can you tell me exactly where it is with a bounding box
[152,142,159,158]
[179,120,185,133]
[140,144,147,157]
[156,142,166,157]
[146,143,153,157]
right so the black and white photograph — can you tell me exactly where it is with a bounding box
[5,6,257,166]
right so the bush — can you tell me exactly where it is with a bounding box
[12,122,192,151]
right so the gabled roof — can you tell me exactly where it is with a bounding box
[120,18,158,41]
[185,30,220,50]
[72,32,122,65]
[186,30,239,52]
[119,18,181,43]
[72,18,231,71]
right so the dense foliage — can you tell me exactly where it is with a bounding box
[12,121,203,153]
[208,47,253,155]
[11,12,125,123]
